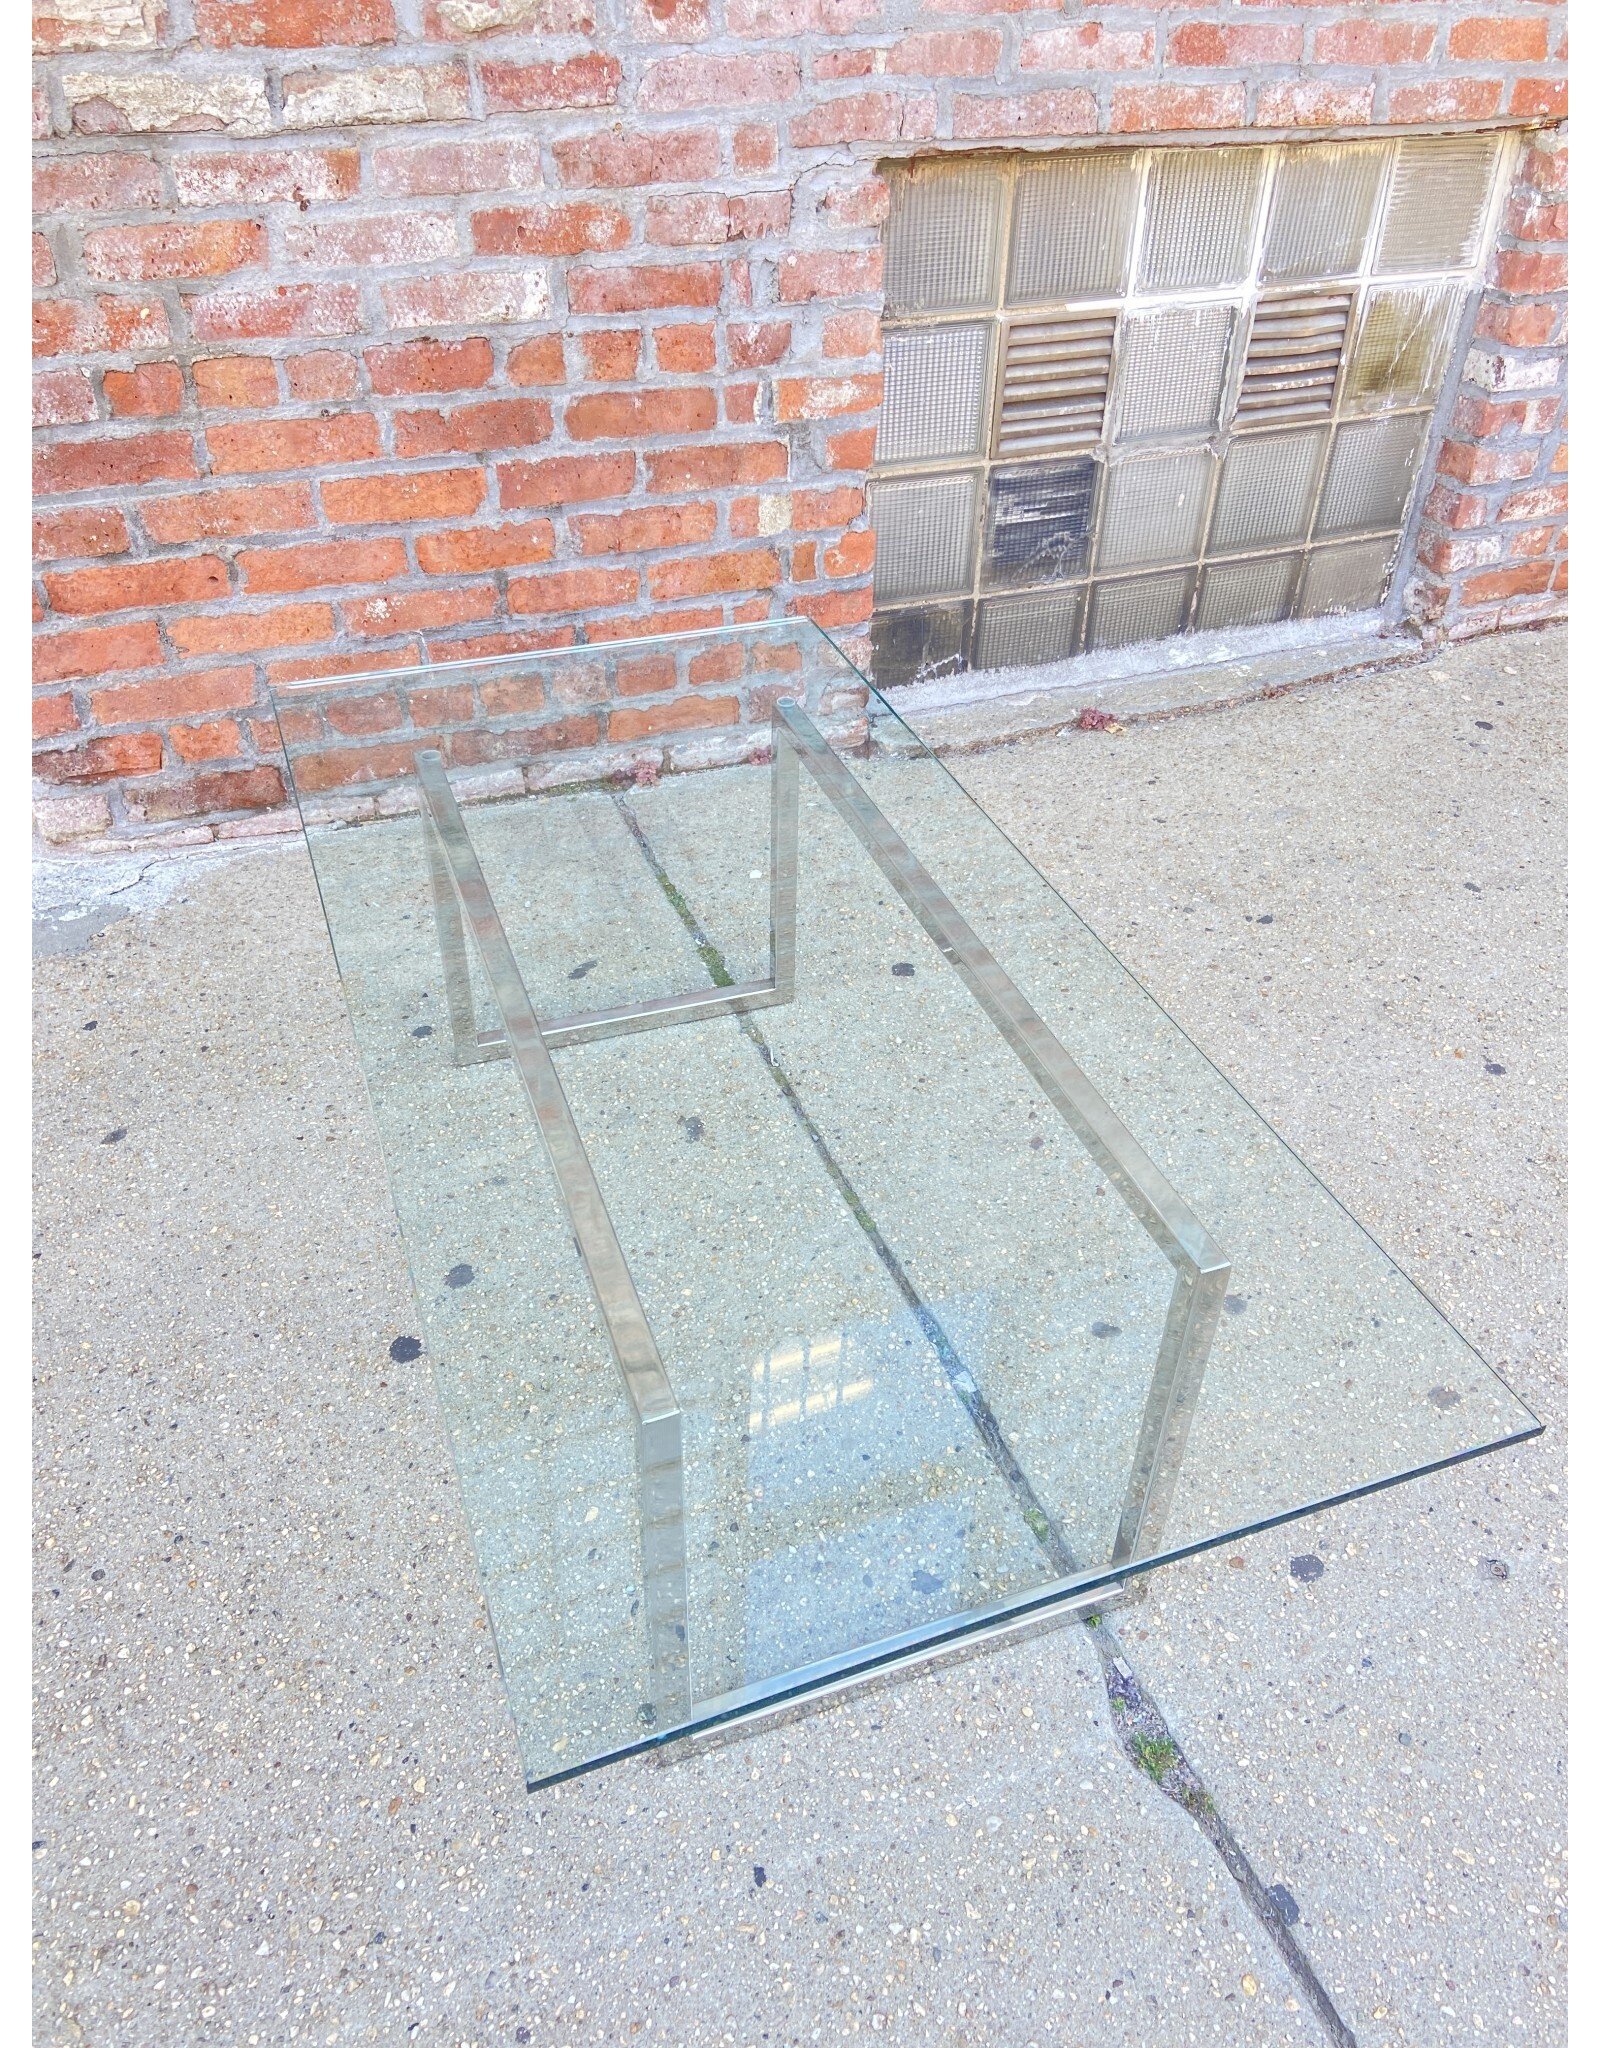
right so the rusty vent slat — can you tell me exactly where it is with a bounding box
[1237,290,1354,424]
[998,312,1116,455]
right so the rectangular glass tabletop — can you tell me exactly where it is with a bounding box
[271,619,1538,1788]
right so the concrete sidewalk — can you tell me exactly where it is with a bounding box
[33,625,1565,2047]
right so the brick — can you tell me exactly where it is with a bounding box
[1022,24,1157,69]
[206,414,381,474]
[34,232,56,289]
[822,175,890,230]
[1436,440,1541,487]
[267,645,422,686]
[63,71,272,137]
[103,361,185,417]
[373,137,545,197]
[322,466,487,524]
[1311,20,1435,65]
[507,335,566,385]
[638,53,799,112]
[774,374,881,421]
[289,742,419,792]
[169,601,334,658]
[569,264,720,314]
[395,398,553,457]
[651,547,779,600]
[137,765,286,817]
[344,586,497,637]
[1258,80,1377,128]
[551,128,719,189]
[34,150,163,214]
[1476,301,1564,349]
[238,537,409,593]
[733,125,778,173]
[415,522,557,573]
[34,369,97,427]
[1448,16,1548,62]
[498,452,635,508]
[284,214,459,268]
[82,219,264,282]
[887,30,1003,75]
[1504,197,1568,243]
[1509,78,1566,121]
[724,381,758,427]
[687,644,740,685]
[33,695,81,741]
[725,0,878,29]
[188,282,362,342]
[90,666,257,726]
[382,271,551,327]
[793,485,865,530]
[281,65,472,130]
[195,1,396,45]
[366,337,493,395]
[777,249,882,303]
[1387,78,1503,124]
[142,481,314,542]
[172,148,360,207]
[644,193,792,246]
[193,354,278,408]
[45,555,229,616]
[582,330,643,380]
[35,430,197,495]
[1501,484,1568,523]
[796,588,873,630]
[824,425,876,471]
[1110,84,1249,132]
[646,441,786,492]
[34,619,163,684]
[403,683,473,726]
[473,203,630,257]
[475,672,546,719]
[1459,562,1553,605]
[34,507,131,560]
[34,294,170,357]
[169,720,246,762]
[286,351,360,402]
[610,695,739,741]
[821,311,880,361]
[480,56,621,114]
[34,732,165,782]
[729,320,790,369]
[507,565,640,614]
[566,389,717,439]
[791,92,935,147]
[572,505,717,555]
[423,627,574,666]
[448,714,598,765]
[1492,250,1567,294]
[656,324,716,374]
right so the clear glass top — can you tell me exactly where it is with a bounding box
[271,619,1538,1788]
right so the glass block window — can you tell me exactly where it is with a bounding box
[871,133,1511,686]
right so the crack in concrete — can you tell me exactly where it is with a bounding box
[617,785,1359,2045]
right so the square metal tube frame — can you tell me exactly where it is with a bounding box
[415,703,1230,1731]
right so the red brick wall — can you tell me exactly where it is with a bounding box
[32,2,1568,846]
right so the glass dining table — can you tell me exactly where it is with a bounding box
[270,617,1539,1789]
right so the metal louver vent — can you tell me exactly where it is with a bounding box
[998,312,1116,457]
[1237,290,1354,424]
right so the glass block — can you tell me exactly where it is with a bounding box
[1009,150,1140,305]
[878,324,992,465]
[1316,417,1427,538]
[982,458,1098,590]
[1300,539,1396,618]
[1346,282,1464,414]
[1089,571,1194,652]
[1196,554,1300,633]
[1378,134,1501,275]
[871,603,971,687]
[1138,147,1267,291]
[1113,302,1234,444]
[1261,142,1389,283]
[974,589,1085,670]
[1099,450,1216,571]
[872,473,979,604]
[1210,427,1326,553]
[885,159,1008,316]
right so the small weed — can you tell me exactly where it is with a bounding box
[1130,1733,1180,1784]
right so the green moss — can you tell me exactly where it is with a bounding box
[1130,1733,1180,1784]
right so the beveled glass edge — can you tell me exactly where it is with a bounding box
[524,1417,1542,1791]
